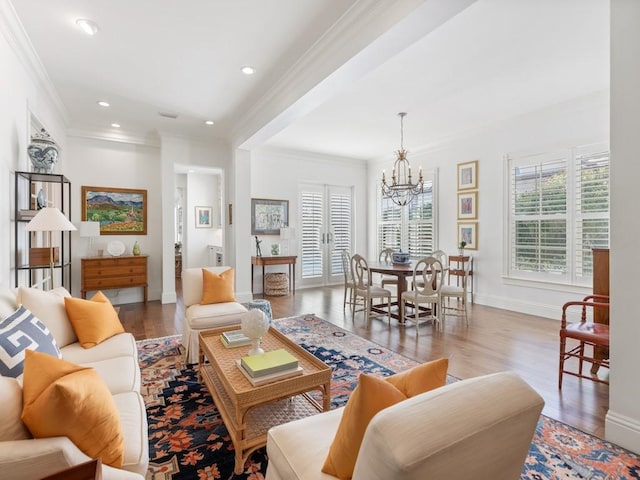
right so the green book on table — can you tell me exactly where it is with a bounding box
[240,348,298,378]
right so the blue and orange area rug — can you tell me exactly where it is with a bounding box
[138,314,640,480]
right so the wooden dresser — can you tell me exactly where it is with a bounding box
[81,255,148,302]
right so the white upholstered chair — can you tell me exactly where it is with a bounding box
[401,256,444,334]
[440,255,472,327]
[351,254,392,324]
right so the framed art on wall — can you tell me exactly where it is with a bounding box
[458,222,478,250]
[457,160,478,191]
[81,186,147,235]
[195,206,213,228]
[457,191,478,220]
[251,198,289,235]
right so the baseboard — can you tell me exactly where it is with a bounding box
[474,293,560,320]
[605,410,640,454]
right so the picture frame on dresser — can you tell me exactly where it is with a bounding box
[81,186,147,235]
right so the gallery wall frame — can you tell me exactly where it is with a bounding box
[457,160,478,191]
[195,206,213,228]
[457,191,478,220]
[81,186,147,235]
[458,222,478,250]
[251,198,289,235]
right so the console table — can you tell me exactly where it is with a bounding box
[251,255,297,295]
[81,255,148,302]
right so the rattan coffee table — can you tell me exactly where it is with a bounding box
[198,326,332,474]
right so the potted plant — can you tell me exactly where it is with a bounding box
[458,241,467,255]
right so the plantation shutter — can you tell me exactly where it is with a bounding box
[300,191,323,278]
[510,155,568,275]
[407,181,434,258]
[330,191,352,276]
[574,147,609,278]
[378,196,402,253]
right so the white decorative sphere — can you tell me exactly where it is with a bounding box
[241,309,270,340]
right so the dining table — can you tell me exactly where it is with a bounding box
[367,260,447,324]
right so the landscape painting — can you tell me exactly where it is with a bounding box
[81,186,147,235]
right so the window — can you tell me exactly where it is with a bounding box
[507,144,609,285]
[378,176,435,259]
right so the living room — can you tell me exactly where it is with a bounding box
[1,0,640,478]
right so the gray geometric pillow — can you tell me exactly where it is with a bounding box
[0,306,62,379]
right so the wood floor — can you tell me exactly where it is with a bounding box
[118,283,609,438]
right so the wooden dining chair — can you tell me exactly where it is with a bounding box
[378,247,398,293]
[401,256,444,334]
[350,254,392,324]
[340,250,355,310]
[440,255,472,327]
[558,294,610,389]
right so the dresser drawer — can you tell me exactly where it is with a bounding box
[82,257,146,268]
[83,265,146,278]
[84,275,147,290]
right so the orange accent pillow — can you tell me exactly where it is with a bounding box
[386,357,448,397]
[64,291,124,348]
[201,268,236,304]
[321,374,407,479]
[21,350,124,467]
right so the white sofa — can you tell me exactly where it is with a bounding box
[181,266,248,363]
[0,287,148,480]
[266,371,544,480]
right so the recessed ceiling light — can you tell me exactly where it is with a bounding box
[111,123,120,128]
[204,120,214,125]
[76,19,99,36]
[97,101,110,107]
[241,66,255,75]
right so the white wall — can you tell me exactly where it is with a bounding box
[368,90,609,319]
[1,4,67,289]
[250,148,368,294]
[185,172,223,268]
[606,0,640,454]
[66,136,162,304]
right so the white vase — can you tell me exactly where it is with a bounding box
[241,309,270,355]
[459,248,465,256]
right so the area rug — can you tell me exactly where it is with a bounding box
[139,314,640,480]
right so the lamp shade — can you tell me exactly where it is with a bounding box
[25,207,77,232]
[79,220,100,237]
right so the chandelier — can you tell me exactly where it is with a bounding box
[381,112,423,206]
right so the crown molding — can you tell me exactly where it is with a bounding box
[0,0,69,125]
[67,127,160,147]
[255,145,368,166]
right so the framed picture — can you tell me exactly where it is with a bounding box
[251,198,289,235]
[457,191,478,220]
[458,222,478,250]
[195,206,213,228]
[457,160,478,191]
[81,186,147,235]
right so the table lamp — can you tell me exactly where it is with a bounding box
[26,207,77,289]
[79,220,100,256]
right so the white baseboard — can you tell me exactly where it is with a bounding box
[605,410,640,454]
[473,293,560,320]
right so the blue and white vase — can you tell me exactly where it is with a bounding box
[28,129,59,174]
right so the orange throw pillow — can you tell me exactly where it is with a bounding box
[64,291,124,348]
[386,357,448,397]
[21,350,125,467]
[322,374,407,479]
[201,268,235,304]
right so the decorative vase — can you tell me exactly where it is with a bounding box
[132,241,141,256]
[27,129,59,174]
[241,309,271,355]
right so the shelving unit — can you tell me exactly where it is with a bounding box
[14,171,72,289]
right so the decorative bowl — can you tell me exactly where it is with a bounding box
[392,251,410,264]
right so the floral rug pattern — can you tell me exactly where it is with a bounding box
[138,314,640,480]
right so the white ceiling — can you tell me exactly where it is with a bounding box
[9,0,608,160]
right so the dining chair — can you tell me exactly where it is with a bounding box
[378,247,398,293]
[559,294,610,389]
[401,256,444,334]
[351,254,392,324]
[440,254,472,327]
[412,250,448,289]
[340,250,355,310]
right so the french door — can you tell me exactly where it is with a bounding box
[299,184,353,287]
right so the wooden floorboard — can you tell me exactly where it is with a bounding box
[120,282,608,438]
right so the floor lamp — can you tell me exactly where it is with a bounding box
[26,207,77,290]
